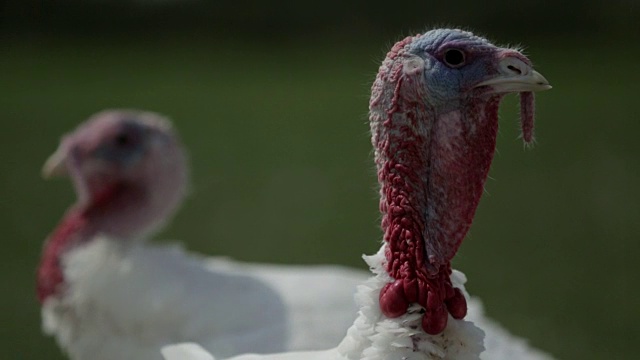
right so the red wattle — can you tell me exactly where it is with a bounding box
[37,210,88,303]
[37,183,122,303]
[446,288,468,319]
[379,281,410,318]
[423,303,448,335]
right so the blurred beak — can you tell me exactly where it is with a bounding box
[42,147,69,178]
[476,57,552,93]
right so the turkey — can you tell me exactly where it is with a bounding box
[37,110,365,360]
[162,28,553,360]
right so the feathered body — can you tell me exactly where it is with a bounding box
[165,250,553,360]
[38,110,363,360]
[42,237,364,359]
[217,248,484,360]
[162,28,552,360]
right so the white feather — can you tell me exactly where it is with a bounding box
[162,247,554,360]
[161,343,216,360]
[44,236,363,360]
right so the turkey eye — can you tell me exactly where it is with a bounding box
[444,49,465,67]
[114,133,131,147]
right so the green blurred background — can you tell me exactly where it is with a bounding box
[1,1,638,359]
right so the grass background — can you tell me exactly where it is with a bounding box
[1,19,639,360]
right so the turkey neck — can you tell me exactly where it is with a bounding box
[37,183,136,303]
[369,36,502,334]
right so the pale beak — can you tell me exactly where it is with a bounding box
[42,147,69,178]
[476,57,552,93]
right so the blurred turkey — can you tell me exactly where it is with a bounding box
[37,110,364,360]
[162,28,553,360]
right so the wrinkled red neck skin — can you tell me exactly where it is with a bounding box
[37,183,124,303]
[370,36,501,334]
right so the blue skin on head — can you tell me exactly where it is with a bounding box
[91,120,150,169]
[407,29,501,111]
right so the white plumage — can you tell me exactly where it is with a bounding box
[42,236,366,359]
[162,343,216,360]
[44,219,551,360]
[162,248,553,360]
